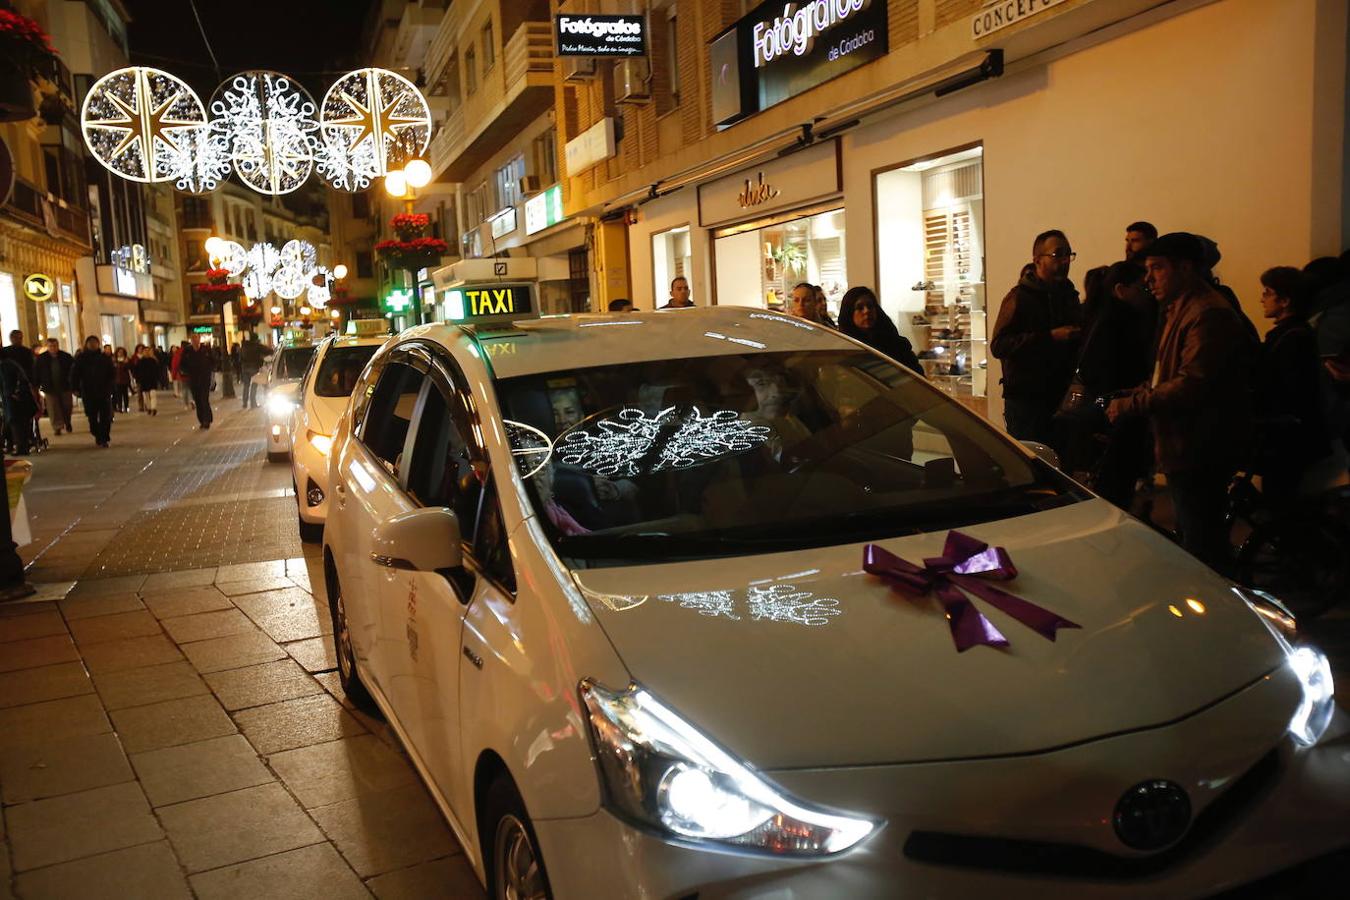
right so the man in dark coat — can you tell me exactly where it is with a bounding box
[71,335,116,447]
[33,338,75,435]
[0,330,35,380]
[180,333,215,429]
[239,334,269,409]
[1107,233,1256,572]
[990,229,1083,446]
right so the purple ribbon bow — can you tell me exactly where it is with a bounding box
[863,531,1080,652]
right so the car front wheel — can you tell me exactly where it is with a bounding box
[486,777,551,900]
[325,569,378,715]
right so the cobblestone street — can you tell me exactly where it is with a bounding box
[2,393,484,899]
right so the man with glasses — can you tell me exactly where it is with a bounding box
[990,229,1083,446]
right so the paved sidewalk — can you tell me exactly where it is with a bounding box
[2,394,485,899]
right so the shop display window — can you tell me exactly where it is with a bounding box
[652,225,692,303]
[876,146,987,404]
[713,208,846,315]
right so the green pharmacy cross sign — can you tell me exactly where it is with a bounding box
[384,288,415,313]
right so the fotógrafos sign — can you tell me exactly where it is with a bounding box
[555,14,648,57]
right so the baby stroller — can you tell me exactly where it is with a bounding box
[1,360,46,456]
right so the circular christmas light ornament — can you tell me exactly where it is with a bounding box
[174,122,232,194]
[242,242,280,299]
[215,240,249,277]
[279,239,317,273]
[82,66,209,183]
[211,71,319,196]
[316,67,431,192]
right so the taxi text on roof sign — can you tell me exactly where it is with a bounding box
[444,283,536,325]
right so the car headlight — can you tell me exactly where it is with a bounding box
[1234,587,1335,747]
[580,680,878,856]
[267,394,296,417]
[307,430,332,456]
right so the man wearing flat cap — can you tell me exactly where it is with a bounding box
[1107,232,1254,572]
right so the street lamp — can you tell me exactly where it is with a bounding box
[203,235,237,399]
[333,264,348,280]
[384,158,432,212]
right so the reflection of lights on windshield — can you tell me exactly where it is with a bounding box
[579,320,643,327]
[749,312,815,331]
[558,407,770,478]
[1186,598,1206,615]
[648,585,842,627]
[1168,604,1184,618]
[728,336,766,349]
[503,419,553,479]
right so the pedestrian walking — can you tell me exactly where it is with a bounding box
[0,330,36,381]
[838,286,923,375]
[134,346,161,416]
[180,334,215,429]
[1,355,38,454]
[990,229,1083,446]
[33,338,74,435]
[113,347,133,413]
[1255,266,1331,502]
[1106,233,1255,572]
[239,333,268,409]
[71,335,116,447]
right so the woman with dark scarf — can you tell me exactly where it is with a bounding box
[838,286,923,375]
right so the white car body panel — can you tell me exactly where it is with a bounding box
[263,343,316,457]
[320,310,1350,897]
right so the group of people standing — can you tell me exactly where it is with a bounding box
[0,330,220,450]
[991,221,1350,572]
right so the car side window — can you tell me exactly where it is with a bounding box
[473,475,515,593]
[359,361,424,477]
[299,343,323,394]
[404,379,484,539]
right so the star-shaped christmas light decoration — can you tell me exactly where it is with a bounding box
[316,68,430,192]
[82,67,208,184]
[211,71,319,196]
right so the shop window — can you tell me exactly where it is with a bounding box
[0,274,18,340]
[875,146,986,403]
[713,207,846,316]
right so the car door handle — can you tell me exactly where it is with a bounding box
[462,645,484,670]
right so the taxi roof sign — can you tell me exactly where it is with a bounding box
[346,317,390,337]
[444,282,536,325]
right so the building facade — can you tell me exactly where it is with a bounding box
[539,0,1347,420]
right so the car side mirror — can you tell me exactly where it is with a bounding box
[370,507,463,572]
[1020,440,1061,469]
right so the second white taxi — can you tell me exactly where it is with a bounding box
[263,341,318,462]
[287,326,387,541]
[321,297,1349,899]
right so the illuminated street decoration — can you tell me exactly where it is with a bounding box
[558,407,770,478]
[174,122,232,194]
[241,242,280,299]
[82,66,209,183]
[316,67,431,192]
[215,240,249,276]
[210,71,319,195]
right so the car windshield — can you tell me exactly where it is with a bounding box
[496,350,1086,566]
[277,347,315,379]
[314,345,378,397]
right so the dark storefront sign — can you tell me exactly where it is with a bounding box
[554,14,647,57]
[712,0,888,126]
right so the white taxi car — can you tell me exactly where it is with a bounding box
[322,299,1349,899]
[263,341,318,462]
[288,328,388,541]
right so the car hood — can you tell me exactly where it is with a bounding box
[570,500,1287,769]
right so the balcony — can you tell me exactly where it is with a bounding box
[1,178,91,248]
[390,1,445,70]
[430,21,554,183]
[424,1,463,94]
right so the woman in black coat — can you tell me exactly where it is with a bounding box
[838,286,923,375]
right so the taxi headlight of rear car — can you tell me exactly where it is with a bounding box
[580,680,878,856]
[1235,587,1335,747]
[267,394,296,417]
[306,430,333,456]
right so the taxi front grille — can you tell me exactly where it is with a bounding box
[902,748,1280,880]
